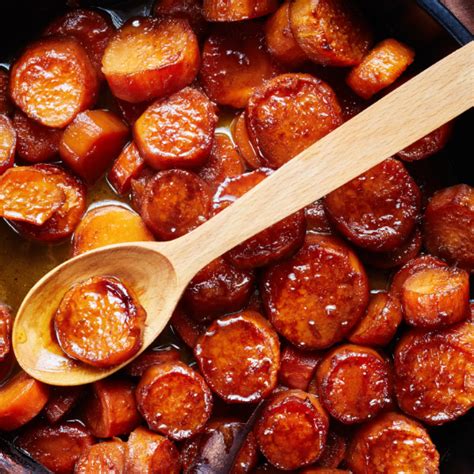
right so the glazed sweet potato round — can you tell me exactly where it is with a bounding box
[305,199,332,234]
[315,429,348,469]
[75,440,126,474]
[124,346,181,377]
[278,345,322,391]
[203,0,277,21]
[102,17,199,103]
[289,0,372,66]
[324,158,421,252]
[423,184,474,271]
[0,114,16,175]
[170,305,206,348]
[195,310,280,403]
[246,73,342,168]
[200,24,281,109]
[346,412,439,473]
[43,386,83,424]
[153,0,207,37]
[261,234,369,350]
[255,389,329,470]
[136,361,213,440]
[10,37,98,128]
[213,169,306,269]
[108,142,146,195]
[134,87,217,170]
[53,275,146,368]
[231,112,262,169]
[394,320,474,425]
[315,344,393,424]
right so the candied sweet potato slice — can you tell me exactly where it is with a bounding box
[44,8,115,80]
[124,346,181,377]
[395,320,474,425]
[265,2,307,68]
[401,266,470,329]
[231,112,261,169]
[12,111,61,164]
[423,184,474,271]
[43,386,83,424]
[53,275,146,368]
[213,169,306,268]
[348,291,402,346]
[60,109,129,183]
[0,68,13,116]
[0,304,12,362]
[0,371,50,431]
[170,305,206,348]
[102,17,200,103]
[134,87,217,170]
[182,256,255,321]
[72,204,154,256]
[346,412,439,473]
[315,429,347,469]
[203,0,277,21]
[315,344,393,424]
[195,310,280,403]
[75,439,126,474]
[153,0,207,37]
[126,426,181,474]
[136,361,213,440]
[256,389,329,470]
[130,167,155,211]
[262,234,369,350]
[278,345,322,391]
[290,0,372,67]
[246,73,342,168]
[305,199,332,234]
[200,24,281,109]
[324,158,421,252]
[347,39,415,99]
[10,37,98,128]
[83,378,141,437]
[17,420,94,474]
[0,166,65,225]
[108,142,146,195]
[0,114,15,175]
[140,169,211,240]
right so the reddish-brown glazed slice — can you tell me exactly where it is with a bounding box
[11,164,87,243]
[140,169,211,240]
[72,204,154,256]
[213,169,306,269]
[315,429,347,469]
[261,234,369,350]
[59,109,129,183]
[347,39,415,99]
[348,291,402,346]
[124,346,181,377]
[290,0,372,66]
[130,167,156,211]
[134,87,217,170]
[200,24,281,108]
[197,134,245,190]
[401,266,470,329]
[324,158,421,252]
[194,310,280,403]
[153,0,207,37]
[83,378,141,437]
[43,386,83,424]
[0,114,15,175]
[423,184,474,271]
[0,68,13,116]
[108,142,146,195]
[301,469,350,474]
[53,275,146,368]
[256,389,329,470]
[346,412,439,473]
[170,305,207,348]
[16,421,95,474]
[44,8,115,80]
[315,344,393,424]
[12,111,61,164]
[203,0,277,21]
[231,112,262,169]
[136,361,213,440]
[0,166,65,225]
[305,199,332,234]
[181,418,258,473]
[395,320,474,425]
[75,439,126,474]
[126,426,181,474]
[397,122,454,162]
[246,73,342,168]
[10,37,98,128]
[102,17,200,103]
[182,256,255,322]
[278,345,322,391]
[0,303,12,362]
[265,2,307,68]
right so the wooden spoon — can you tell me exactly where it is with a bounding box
[13,42,474,386]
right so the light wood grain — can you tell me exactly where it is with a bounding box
[13,42,474,385]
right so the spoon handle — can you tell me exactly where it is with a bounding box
[171,42,474,280]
